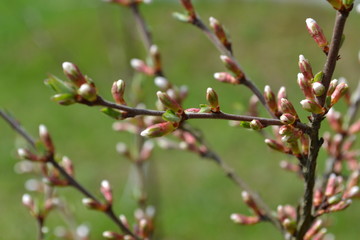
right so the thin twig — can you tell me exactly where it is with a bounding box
[296,9,350,240]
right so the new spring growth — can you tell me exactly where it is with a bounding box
[230,214,260,225]
[130,59,154,76]
[264,139,286,153]
[304,219,323,240]
[17,148,40,161]
[39,124,55,153]
[220,55,244,79]
[250,119,263,130]
[82,198,107,211]
[280,98,298,119]
[100,180,113,205]
[280,113,296,125]
[111,80,126,105]
[241,191,264,216]
[62,62,86,87]
[312,82,325,97]
[300,99,325,114]
[206,88,220,112]
[140,121,176,138]
[180,0,196,19]
[306,18,329,53]
[209,17,231,51]
[297,73,314,100]
[331,82,349,106]
[102,231,124,240]
[150,45,161,73]
[282,218,296,235]
[264,85,278,114]
[326,0,343,10]
[213,72,239,84]
[298,55,314,81]
[78,83,97,102]
[156,91,183,114]
[277,86,287,110]
[343,0,355,9]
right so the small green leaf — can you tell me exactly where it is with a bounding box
[313,71,324,83]
[101,108,124,120]
[199,104,211,113]
[44,75,76,94]
[51,93,76,105]
[162,110,181,122]
[239,121,251,128]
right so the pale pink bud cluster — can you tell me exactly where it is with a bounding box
[62,62,87,87]
[100,180,113,204]
[140,122,176,138]
[130,59,154,76]
[213,72,239,84]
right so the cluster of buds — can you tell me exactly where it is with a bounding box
[278,125,303,158]
[172,0,196,23]
[209,17,232,53]
[277,205,297,235]
[45,62,98,105]
[313,171,359,216]
[103,206,155,240]
[306,18,329,54]
[230,191,264,226]
[43,156,74,186]
[326,0,354,10]
[325,80,349,108]
[82,180,114,212]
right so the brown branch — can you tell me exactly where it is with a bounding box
[296,9,351,240]
[0,111,140,240]
[130,3,153,51]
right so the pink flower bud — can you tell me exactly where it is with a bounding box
[102,231,124,240]
[206,88,220,112]
[279,161,300,173]
[82,198,107,211]
[111,80,126,105]
[22,194,35,212]
[280,98,298,118]
[130,59,154,76]
[304,219,323,240]
[298,55,314,81]
[306,18,329,52]
[313,188,323,207]
[78,83,98,102]
[250,119,263,130]
[39,124,55,153]
[264,139,286,153]
[101,180,113,204]
[349,120,360,134]
[328,199,352,212]
[62,156,74,176]
[209,17,231,51]
[230,214,260,225]
[346,170,360,190]
[17,148,40,161]
[220,55,244,78]
[280,113,296,125]
[242,191,263,216]
[157,91,183,114]
[312,82,325,97]
[62,62,87,87]
[331,82,349,106]
[300,99,325,114]
[325,173,337,197]
[264,85,278,114]
[213,72,239,84]
[140,122,176,138]
[180,0,196,18]
[343,186,360,199]
[277,86,287,110]
[297,73,314,100]
[327,79,339,96]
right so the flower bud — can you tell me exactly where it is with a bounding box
[100,180,113,204]
[327,79,339,96]
[298,55,314,81]
[326,0,343,10]
[157,91,183,114]
[297,73,314,99]
[230,214,260,225]
[346,170,360,190]
[78,83,97,102]
[172,12,192,23]
[150,45,161,72]
[209,17,231,51]
[312,82,325,97]
[280,98,298,118]
[242,191,263,216]
[328,199,352,212]
[306,18,329,52]
[264,85,278,114]
[313,189,323,207]
[331,82,349,106]
[300,99,325,114]
[326,109,343,133]
[250,119,263,130]
[283,218,296,235]
[264,139,286,153]
[343,186,360,199]
[327,193,342,205]
[277,86,287,110]
[62,156,74,176]
[111,80,126,105]
[62,62,87,87]
[82,198,106,211]
[206,88,220,112]
[220,55,244,78]
[280,113,296,125]
[39,124,55,153]
[304,219,323,240]
[325,173,337,197]
[154,76,171,90]
[180,0,196,18]
[22,194,35,212]
[103,231,124,239]
[140,122,176,138]
[17,148,39,161]
[130,58,154,76]
[279,161,300,173]
[213,72,239,84]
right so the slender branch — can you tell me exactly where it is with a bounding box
[0,109,36,148]
[37,217,45,240]
[318,10,350,107]
[191,17,276,118]
[130,3,153,51]
[0,111,140,239]
[296,9,351,239]
[94,96,310,131]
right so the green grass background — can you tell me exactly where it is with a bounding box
[1,0,360,239]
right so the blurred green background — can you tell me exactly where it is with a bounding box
[1,0,360,239]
